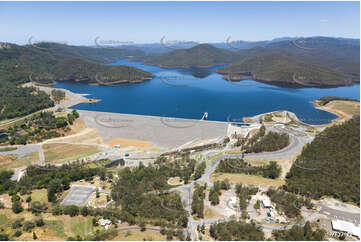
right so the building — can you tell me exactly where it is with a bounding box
[331,220,360,238]
[262,199,272,208]
[98,218,112,228]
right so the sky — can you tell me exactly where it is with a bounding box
[0,1,359,46]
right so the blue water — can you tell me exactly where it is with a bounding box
[55,59,360,125]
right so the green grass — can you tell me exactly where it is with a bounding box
[0,214,9,226]
[71,217,93,238]
[30,189,48,202]
[0,147,17,152]
[45,220,66,238]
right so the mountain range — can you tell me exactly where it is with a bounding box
[0,36,359,87]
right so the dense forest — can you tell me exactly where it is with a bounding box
[267,189,313,218]
[110,164,188,229]
[244,131,290,153]
[191,184,206,218]
[0,42,148,85]
[52,58,153,84]
[0,110,79,145]
[209,220,264,241]
[0,170,14,194]
[216,52,354,87]
[0,85,54,120]
[272,221,326,241]
[216,158,281,179]
[154,155,205,184]
[285,116,360,205]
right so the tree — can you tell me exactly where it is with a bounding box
[80,206,89,217]
[63,205,79,217]
[33,232,37,240]
[35,218,44,227]
[12,200,23,214]
[23,221,35,232]
[14,230,22,237]
[55,117,68,128]
[0,234,9,241]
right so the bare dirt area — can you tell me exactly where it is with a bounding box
[44,126,104,146]
[167,177,184,186]
[82,98,101,103]
[212,173,285,188]
[106,138,151,148]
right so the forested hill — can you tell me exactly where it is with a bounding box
[285,115,360,205]
[143,44,236,68]
[0,42,151,85]
[52,58,153,85]
[215,53,354,87]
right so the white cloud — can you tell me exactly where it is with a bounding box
[320,19,329,23]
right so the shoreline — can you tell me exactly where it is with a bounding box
[312,100,359,127]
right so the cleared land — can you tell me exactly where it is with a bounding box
[211,173,285,188]
[43,143,103,163]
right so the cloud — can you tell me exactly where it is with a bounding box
[320,19,329,23]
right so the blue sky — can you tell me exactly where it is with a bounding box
[0,1,359,45]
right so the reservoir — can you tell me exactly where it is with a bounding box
[55,59,360,125]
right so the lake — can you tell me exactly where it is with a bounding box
[55,59,360,125]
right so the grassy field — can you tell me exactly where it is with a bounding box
[325,100,360,116]
[43,143,103,163]
[113,229,167,241]
[29,189,48,203]
[0,147,17,152]
[315,100,360,127]
[0,208,98,241]
[211,173,285,188]
[243,153,299,179]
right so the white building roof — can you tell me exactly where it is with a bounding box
[262,199,272,208]
[332,220,360,238]
[98,219,112,226]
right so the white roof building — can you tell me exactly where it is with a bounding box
[332,220,360,238]
[98,219,112,227]
[262,199,272,208]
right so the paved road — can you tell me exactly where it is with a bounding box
[117,227,161,232]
